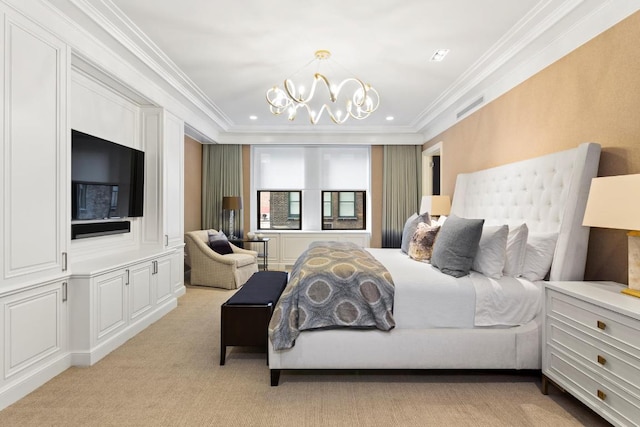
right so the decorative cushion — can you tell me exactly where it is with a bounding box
[472,225,509,279]
[503,223,529,277]
[521,232,558,281]
[400,212,430,254]
[208,231,233,255]
[408,222,441,262]
[431,215,485,278]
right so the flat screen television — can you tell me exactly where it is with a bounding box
[71,129,144,221]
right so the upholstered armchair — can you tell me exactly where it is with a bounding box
[184,230,258,289]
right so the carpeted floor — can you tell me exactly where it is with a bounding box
[0,282,611,426]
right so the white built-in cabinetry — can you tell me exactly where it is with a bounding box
[0,6,71,410]
[543,281,640,426]
[0,3,185,411]
[141,108,185,250]
[69,251,179,366]
[0,5,68,290]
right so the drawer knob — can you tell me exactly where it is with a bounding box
[597,389,606,401]
[597,320,607,330]
[597,355,607,366]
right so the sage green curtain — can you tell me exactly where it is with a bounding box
[201,144,243,235]
[382,145,422,248]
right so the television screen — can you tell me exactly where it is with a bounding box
[71,130,144,221]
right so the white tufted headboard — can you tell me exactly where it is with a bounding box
[451,142,601,281]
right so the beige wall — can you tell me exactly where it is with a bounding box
[183,136,202,232]
[424,11,640,284]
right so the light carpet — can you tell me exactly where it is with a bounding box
[0,283,611,426]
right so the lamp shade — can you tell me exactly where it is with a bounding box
[222,196,242,210]
[420,195,451,216]
[582,174,640,230]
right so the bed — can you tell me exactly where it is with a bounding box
[268,142,601,386]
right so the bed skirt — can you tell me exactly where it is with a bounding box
[268,316,541,372]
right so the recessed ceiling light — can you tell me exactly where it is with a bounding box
[430,49,450,62]
[249,115,258,120]
[386,116,394,121]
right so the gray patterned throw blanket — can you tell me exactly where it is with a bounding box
[269,241,395,350]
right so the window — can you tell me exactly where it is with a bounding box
[323,192,332,218]
[339,191,355,217]
[289,192,300,218]
[257,190,301,230]
[322,191,366,230]
[252,146,370,231]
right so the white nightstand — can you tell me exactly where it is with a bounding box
[543,281,640,426]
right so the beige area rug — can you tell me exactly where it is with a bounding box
[0,283,611,426]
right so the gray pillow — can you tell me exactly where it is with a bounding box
[400,212,430,253]
[431,215,484,278]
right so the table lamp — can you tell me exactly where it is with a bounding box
[582,174,640,298]
[222,196,242,240]
[419,195,451,219]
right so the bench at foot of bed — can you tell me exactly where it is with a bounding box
[220,271,287,365]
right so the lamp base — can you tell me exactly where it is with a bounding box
[621,288,640,298]
[629,232,640,292]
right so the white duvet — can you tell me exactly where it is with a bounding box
[366,248,541,329]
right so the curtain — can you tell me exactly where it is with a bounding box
[201,144,243,235]
[382,145,422,248]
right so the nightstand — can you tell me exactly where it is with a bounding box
[543,281,640,426]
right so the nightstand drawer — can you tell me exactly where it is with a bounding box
[547,321,640,396]
[548,351,640,426]
[547,290,640,352]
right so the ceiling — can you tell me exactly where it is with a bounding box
[66,0,626,142]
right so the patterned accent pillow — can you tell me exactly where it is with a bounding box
[408,222,440,262]
[208,231,233,255]
[401,212,431,253]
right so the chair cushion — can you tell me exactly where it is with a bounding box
[226,253,256,267]
[226,271,288,305]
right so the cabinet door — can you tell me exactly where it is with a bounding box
[154,256,172,304]
[163,112,184,248]
[0,9,68,286]
[171,250,184,293]
[95,270,127,341]
[128,263,153,321]
[0,281,67,386]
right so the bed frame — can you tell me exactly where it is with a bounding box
[268,142,601,386]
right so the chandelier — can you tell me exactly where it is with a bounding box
[266,50,380,124]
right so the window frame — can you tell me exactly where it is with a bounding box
[321,190,366,230]
[256,190,302,230]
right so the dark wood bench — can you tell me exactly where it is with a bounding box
[220,271,288,365]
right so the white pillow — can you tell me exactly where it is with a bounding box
[472,225,509,279]
[521,232,558,281]
[503,223,529,277]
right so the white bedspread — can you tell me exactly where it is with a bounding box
[366,248,541,329]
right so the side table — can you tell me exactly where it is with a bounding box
[229,238,269,271]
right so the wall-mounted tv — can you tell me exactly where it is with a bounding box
[71,130,145,225]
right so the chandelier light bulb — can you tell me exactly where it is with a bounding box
[266,50,379,124]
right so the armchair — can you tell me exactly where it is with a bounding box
[185,230,258,289]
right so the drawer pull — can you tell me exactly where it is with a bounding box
[597,320,606,330]
[597,355,607,366]
[597,389,606,401]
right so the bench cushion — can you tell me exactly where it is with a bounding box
[225,271,288,305]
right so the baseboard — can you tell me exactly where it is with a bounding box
[0,353,71,411]
[70,297,178,366]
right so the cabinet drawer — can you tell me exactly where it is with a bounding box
[547,290,640,353]
[547,321,640,396]
[548,351,640,426]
